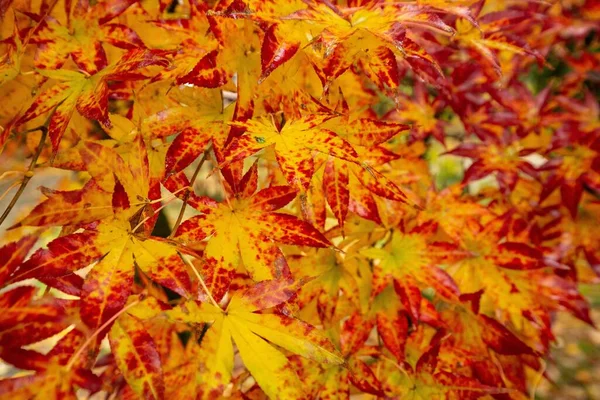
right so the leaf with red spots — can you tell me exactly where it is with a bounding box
[0,328,101,399]
[260,23,300,82]
[538,113,600,218]
[234,276,311,311]
[361,228,461,319]
[494,242,544,270]
[30,0,141,73]
[12,134,153,229]
[436,295,536,387]
[143,87,230,173]
[373,288,410,362]
[453,15,543,78]
[479,315,536,356]
[17,49,168,152]
[379,336,508,399]
[0,23,23,87]
[348,358,385,396]
[6,230,103,288]
[0,233,39,286]
[277,2,450,90]
[318,113,412,227]
[110,311,165,400]
[10,218,192,332]
[79,227,136,332]
[76,222,192,332]
[446,131,538,193]
[225,114,359,191]
[9,180,113,229]
[0,287,75,348]
[174,166,331,285]
[323,157,350,230]
[176,50,227,88]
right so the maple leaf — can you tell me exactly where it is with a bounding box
[393,80,446,144]
[8,220,194,332]
[165,279,343,399]
[146,1,222,86]
[438,291,537,372]
[174,163,331,297]
[417,184,491,241]
[416,0,479,24]
[337,312,386,394]
[225,114,359,191]
[290,310,386,398]
[0,286,77,352]
[290,247,373,324]
[361,226,462,322]
[143,87,232,173]
[539,122,600,218]
[555,91,600,135]
[8,139,194,330]
[260,23,301,82]
[369,285,444,364]
[277,2,452,90]
[199,0,264,115]
[447,221,593,348]
[110,311,165,400]
[488,82,561,138]
[30,0,143,73]
[552,195,600,279]
[453,14,543,78]
[319,112,412,227]
[447,131,539,193]
[16,49,168,152]
[81,222,193,328]
[380,335,507,399]
[0,328,101,399]
[451,101,519,142]
[10,134,154,229]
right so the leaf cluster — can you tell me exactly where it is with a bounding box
[0,0,599,399]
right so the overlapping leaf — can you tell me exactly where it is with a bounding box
[174,163,331,297]
[17,49,168,152]
[165,279,343,398]
[225,114,359,191]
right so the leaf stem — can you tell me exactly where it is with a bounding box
[0,170,25,182]
[178,252,220,309]
[0,181,21,202]
[143,186,189,205]
[169,146,211,238]
[66,299,141,371]
[205,150,233,209]
[0,125,48,227]
[530,359,547,400]
[131,198,175,234]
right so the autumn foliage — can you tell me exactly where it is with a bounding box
[1,0,599,398]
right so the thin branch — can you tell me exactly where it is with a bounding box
[169,146,211,238]
[0,125,48,227]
